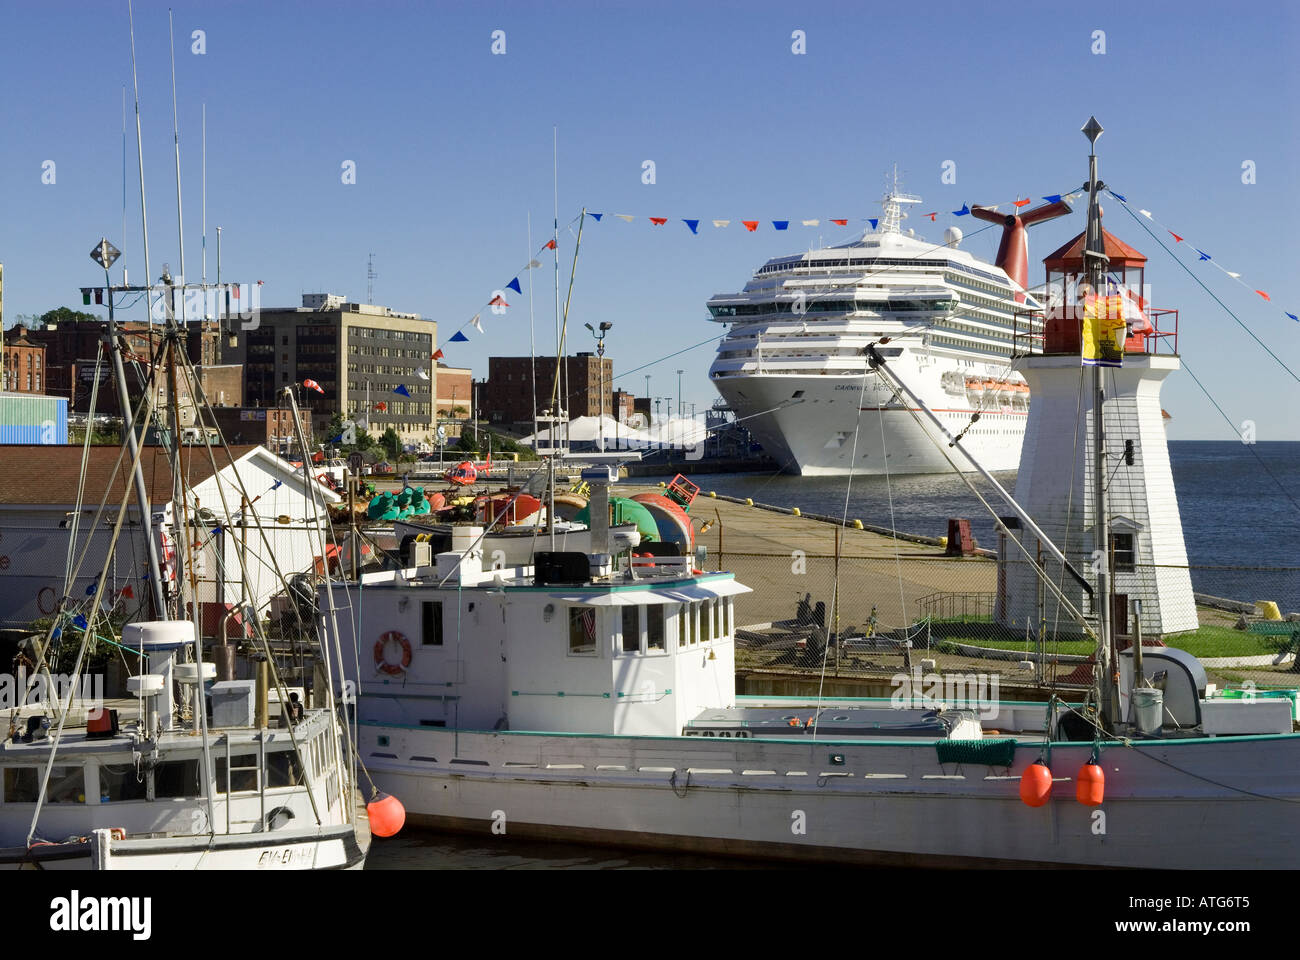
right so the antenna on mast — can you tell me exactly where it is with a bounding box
[127,0,153,325]
[168,8,186,318]
[367,253,377,304]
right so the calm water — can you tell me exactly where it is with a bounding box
[368,441,1299,869]
[679,440,1300,602]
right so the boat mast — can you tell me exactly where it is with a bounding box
[1082,116,1118,726]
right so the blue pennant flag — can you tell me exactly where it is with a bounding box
[1288,313,1298,322]
[51,627,62,640]
[590,213,602,221]
[506,277,522,295]
[772,220,789,230]
[86,583,96,596]
[330,433,344,443]
[271,480,283,490]
[449,331,470,342]
[1110,191,1127,202]
[1196,249,1212,261]
[211,526,223,536]
[394,385,411,398]
[1042,195,1062,204]
[73,615,88,630]
[953,204,970,216]
[682,219,699,234]
[868,218,879,230]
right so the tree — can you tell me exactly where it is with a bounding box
[34,306,100,329]
[380,427,401,460]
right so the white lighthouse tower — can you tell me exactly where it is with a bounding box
[996,220,1198,639]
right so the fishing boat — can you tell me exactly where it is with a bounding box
[324,127,1300,867]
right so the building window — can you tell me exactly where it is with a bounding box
[1112,533,1136,572]
[568,607,597,656]
[621,605,640,653]
[422,601,443,645]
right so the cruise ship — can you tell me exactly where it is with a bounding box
[707,187,1073,475]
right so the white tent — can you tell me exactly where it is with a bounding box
[521,415,658,450]
[641,416,708,449]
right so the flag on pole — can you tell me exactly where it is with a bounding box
[303,379,325,394]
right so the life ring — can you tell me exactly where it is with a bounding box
[37,587,57,616]
[373,630,412,676]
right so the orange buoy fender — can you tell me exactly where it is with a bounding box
[1019,760,1053,807]
[1076,761,1105,806]
[366,792,406,838]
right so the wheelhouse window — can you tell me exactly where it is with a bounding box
[647,606,666,652]
[215,754,260,794]
[99,762,148,801]
[621,605,641,654]
[3,766,84,803]
[422,600,444,646]
[703,600,715,643]
[152,759,202,799]
[568,607,598,656]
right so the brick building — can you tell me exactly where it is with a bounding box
[435,363,473,439]
[480,353,613,433]
[2,327,47,394]
[222,295,436,444]
[209,406,312,452]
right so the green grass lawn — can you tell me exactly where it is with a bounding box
[928,619,1293,660]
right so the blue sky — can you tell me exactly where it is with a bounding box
[2,0,1297,439]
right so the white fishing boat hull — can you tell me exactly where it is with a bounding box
[359,723,1300,869]
[0,823,365,870]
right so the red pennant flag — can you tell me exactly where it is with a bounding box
[374,401,388,412]
[649,217,667,226]
[487,295,509,307]
[1169,231,1183,243]
[830,219,848,226]
[544,239,557,250]
[120,584,135,599]
[1013,198,1031,207]
[1257,290,1271,301]
[742,220,759,232]
[923,212,937,221]
[432,349,444,361]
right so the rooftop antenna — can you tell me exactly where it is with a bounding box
[367,252,376,304]
[127,0,153,325]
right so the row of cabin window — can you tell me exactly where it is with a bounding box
[1,752,304,804]
[570,599,733,657]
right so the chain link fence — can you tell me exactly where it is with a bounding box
[711,533,1300,694]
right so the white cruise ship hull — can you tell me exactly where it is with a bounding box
[359,721,1300,868]
[714,369,1026,476]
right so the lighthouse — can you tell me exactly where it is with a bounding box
[996,219,1198,639]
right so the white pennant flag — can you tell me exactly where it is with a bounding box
[1139,209,1153,219]
[802,219,819,226]
[471,313,484,333]
[713,219,730,228]
[416,367,429,380]
[615,214,635,222]
[525,259,541,269]
[1226,271,1241,279]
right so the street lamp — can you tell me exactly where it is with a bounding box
[676,369,684,417]
[584,321,613,452]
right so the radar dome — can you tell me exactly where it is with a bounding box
[944,226,963,248]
